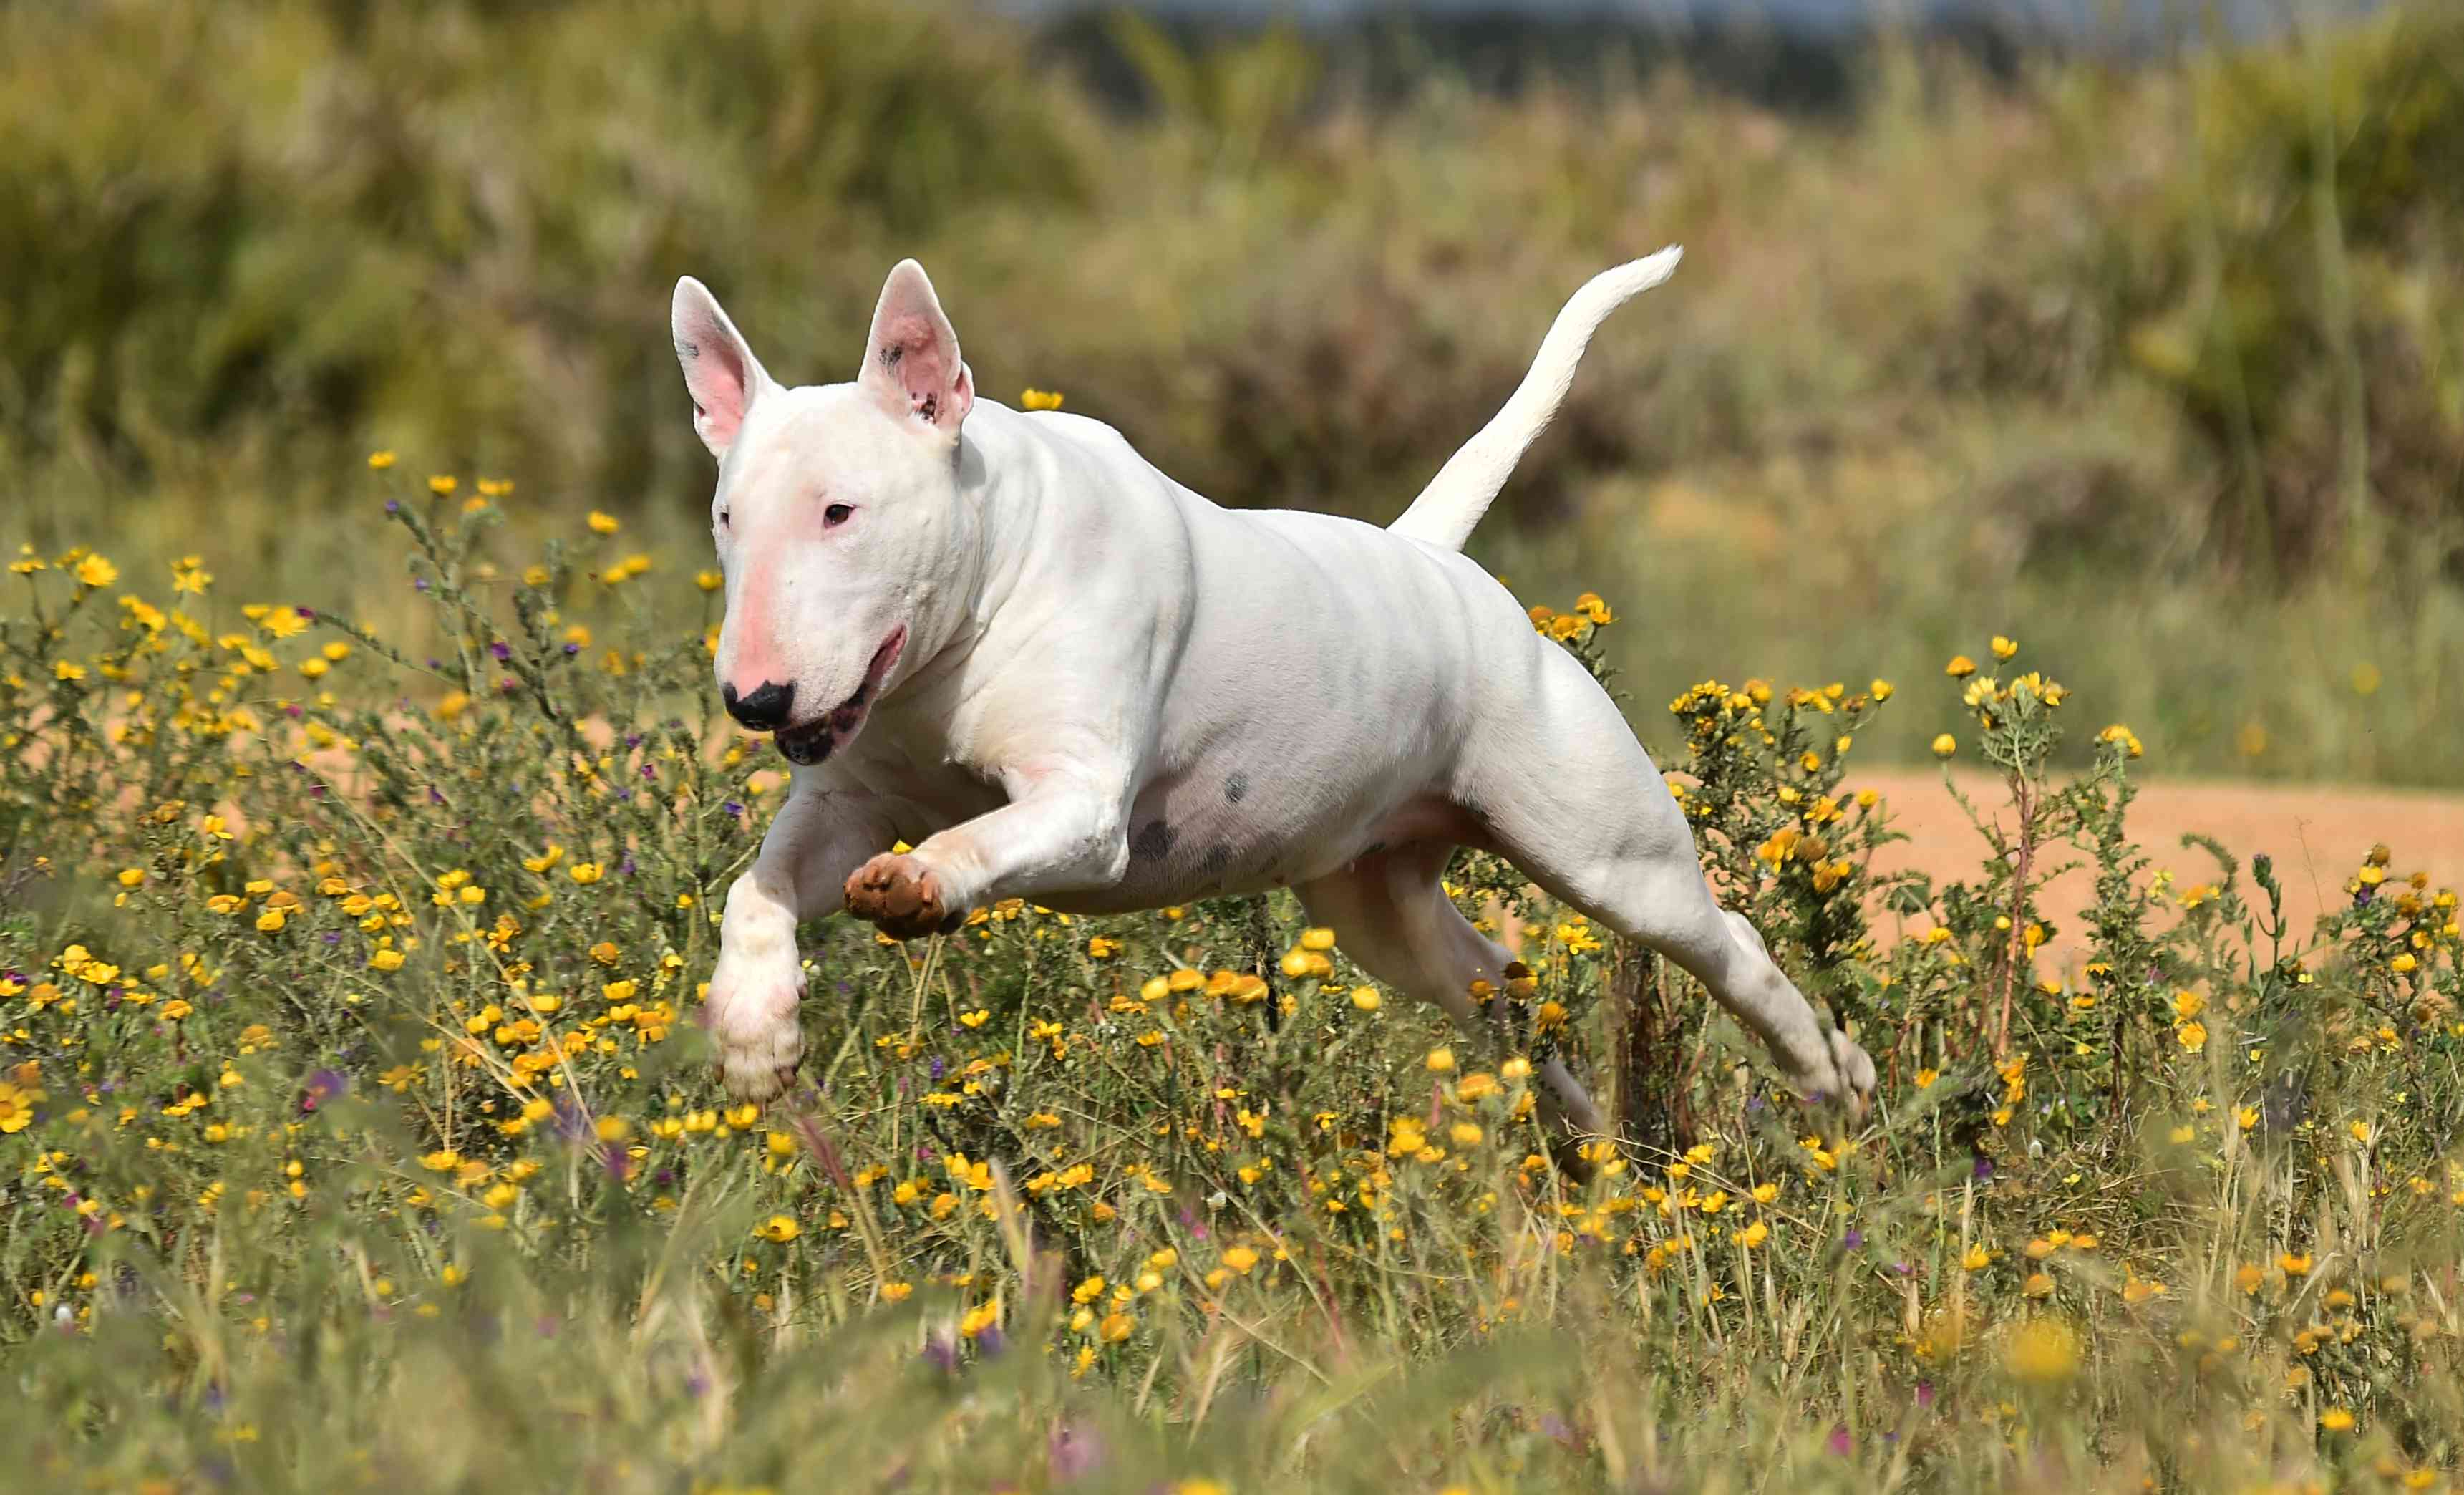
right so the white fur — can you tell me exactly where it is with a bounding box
[678,253,1876,1123]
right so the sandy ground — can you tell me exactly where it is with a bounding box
[1853,768,2464,967]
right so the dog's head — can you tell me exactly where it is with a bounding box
[672,261,977,765]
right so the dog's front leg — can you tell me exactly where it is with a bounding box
[844,762,1127,937]
[709,783,890,1100]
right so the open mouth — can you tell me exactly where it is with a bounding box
[775,625,906,766]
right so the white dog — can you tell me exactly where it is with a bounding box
[674,251,1876,1128]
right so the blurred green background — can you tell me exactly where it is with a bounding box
[5,0,2460,782]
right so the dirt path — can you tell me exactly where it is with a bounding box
[1853,769,2464,967]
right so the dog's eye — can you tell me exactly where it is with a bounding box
[823,503,854,529]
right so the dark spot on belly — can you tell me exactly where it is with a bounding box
[1200,841,1233,873]
[1130,820,1177,861]
[1224,773,1248,805]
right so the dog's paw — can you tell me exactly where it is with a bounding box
[843,853,966,940]
[1828,1026,1878,1121]
[705,947,806,1101]
[1782,1026,1878,1121]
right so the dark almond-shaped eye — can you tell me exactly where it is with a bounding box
[823,503,854,528]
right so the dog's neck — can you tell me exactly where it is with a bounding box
[878,404,1044,707]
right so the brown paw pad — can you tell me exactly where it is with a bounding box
[843,854,960,939]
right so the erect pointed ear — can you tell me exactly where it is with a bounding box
[857,259,973,437]
[672,277,772,460]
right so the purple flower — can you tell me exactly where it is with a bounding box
[1841,1229,1865,1249]
[490,642,510,662]
[1048,1423,1107,1481]
[385,500,400,513]
[1916,1382,1936,1409]
[724,801,744,817]
[921,1334,959,1373]
[1972,1154,1995,1181]
[299,1069,349,1114]
[1828,1426,1852,1456]
[564,643,580,655]
[414,578,429,591]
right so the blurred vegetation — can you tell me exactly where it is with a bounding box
[2,0,2460,781]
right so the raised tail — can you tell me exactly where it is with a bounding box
[1387,246,1682,553]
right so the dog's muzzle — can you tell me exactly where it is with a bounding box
[773,626,906,766]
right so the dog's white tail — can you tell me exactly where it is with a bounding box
[1388,246,1682,553]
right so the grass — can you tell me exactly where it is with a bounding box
[6,483,2464,1491]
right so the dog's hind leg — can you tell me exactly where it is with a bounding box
[1460,647,1876,1113]
[1298,845,1607,1139]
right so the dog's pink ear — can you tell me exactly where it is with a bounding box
[673,277,770,459]
[858,260,973,437]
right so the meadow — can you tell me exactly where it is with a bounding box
[8,1,2464,1489]
[4,473,2463,1491]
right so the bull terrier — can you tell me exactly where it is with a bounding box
[674,250,1876,1130]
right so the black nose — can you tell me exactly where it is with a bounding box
[723,679,795,730]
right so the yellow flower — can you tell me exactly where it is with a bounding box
[696,569,723,592]
[53,660,85,682]
[569,863,603,885]
[367,450,397,469]
[755,1214,800,1243]
[2320,1408,2355,1433]
[1961,1244,1993,1271]
[1019,388,1067,411]
[1425,1048,1455,1074]
[1733,1220,1770,1249]
[254,909,286,933]
[428,475,457,495]
[1221,1245,1260,1274]
[1349,986,1381,1012]
[0,1081,37,1134]
[2004,1317,2080,1383]
[1991,635,2019,660]
[2175,1020,2206,1053]
[1945,655,1976,678]
[369,948,405,972]
[74,553,120,589]
[587,511,621,535]
[1931,734,1958,759]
